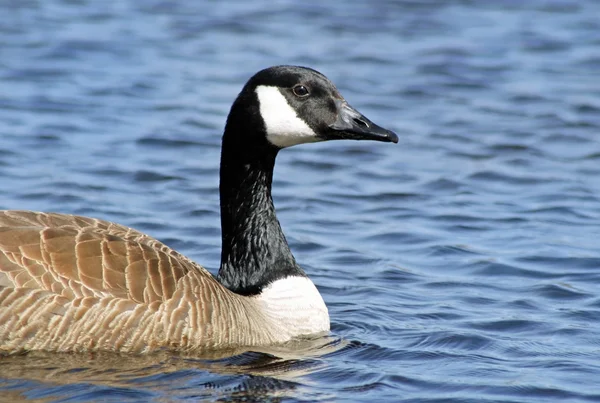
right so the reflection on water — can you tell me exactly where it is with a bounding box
[1,336,347,401]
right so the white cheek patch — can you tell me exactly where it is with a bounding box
[255,85,320,148]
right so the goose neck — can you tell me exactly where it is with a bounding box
[217,143,303,295]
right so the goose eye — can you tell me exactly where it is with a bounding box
[292,85,309,97]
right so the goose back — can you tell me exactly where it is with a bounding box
[0,211,288,353]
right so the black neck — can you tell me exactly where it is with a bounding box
[216,93,305,295]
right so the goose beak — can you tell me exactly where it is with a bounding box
[327,100,398,143]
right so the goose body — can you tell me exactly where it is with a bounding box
[0,66,397,354]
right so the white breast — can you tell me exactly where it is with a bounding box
[254,276,330,338]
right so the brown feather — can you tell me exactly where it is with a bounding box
[0,210,295,354]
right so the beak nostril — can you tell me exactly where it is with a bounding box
[330,99,396,142]
[353,117,369,128]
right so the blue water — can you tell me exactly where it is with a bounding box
[1,0,600,401]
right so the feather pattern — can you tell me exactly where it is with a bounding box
[0,211,311,353]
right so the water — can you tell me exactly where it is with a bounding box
[1,0,600,401]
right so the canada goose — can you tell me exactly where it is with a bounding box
[0,65,398,354]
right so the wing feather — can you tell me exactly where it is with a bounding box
[0,210,270,353]
[0,210,213,304]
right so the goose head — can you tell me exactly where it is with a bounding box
[223,65,398,151]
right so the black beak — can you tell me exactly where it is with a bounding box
[327,100,398,143]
